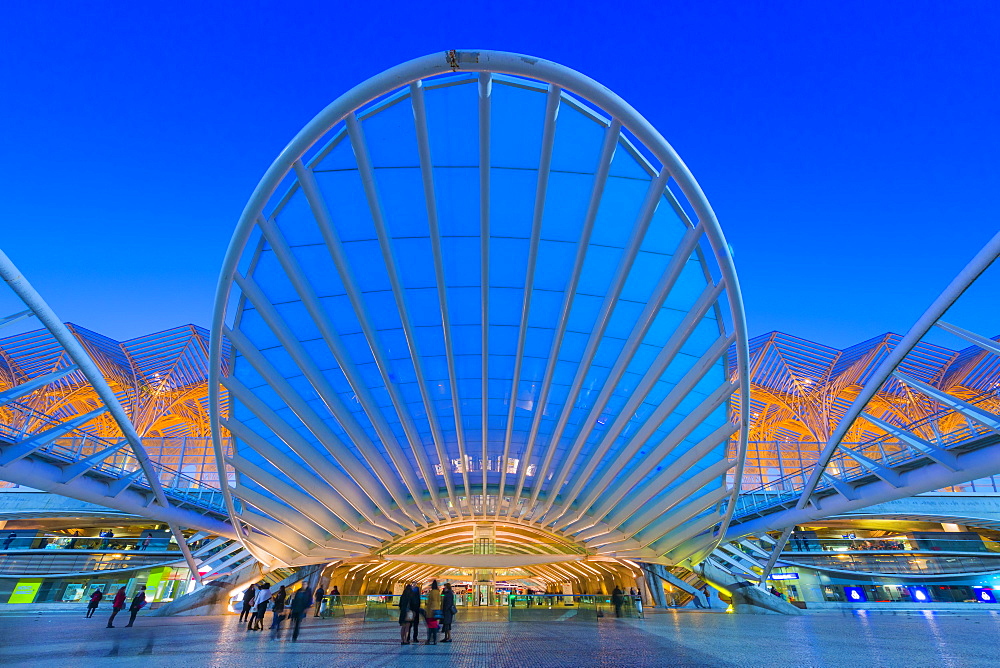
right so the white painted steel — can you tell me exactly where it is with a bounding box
[209,50,751,565]
[0,248,212,580]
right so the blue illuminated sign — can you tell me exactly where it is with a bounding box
[769,573,800,580]
[844,586,867,602]
[974,587,996,603]
[908,586,931,603]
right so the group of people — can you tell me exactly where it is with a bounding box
[239,581,316,641]
[845,539,906,551]
[397,580,455,645]
[3,529,161,551]
[83,585,147,627]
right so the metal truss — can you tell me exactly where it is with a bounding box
[209,50,751,567]
[713,232,1000,580]
[0,247,265,581]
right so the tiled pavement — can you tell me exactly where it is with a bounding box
[2,606,1000,667]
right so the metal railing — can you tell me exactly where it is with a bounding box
[0,549,187,577]
[508,593,642,620]
[376,541,589,556]
[732,387,1000,518]
[783,537,1000,554]
[0,535,179,552]
[0,402,227,513]
[780,551,1000,576]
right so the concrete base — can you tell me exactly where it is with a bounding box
[697,559,803,615]
[729,582,804,615]
[148,572,249,617]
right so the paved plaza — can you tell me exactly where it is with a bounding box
[2,607,1000,667]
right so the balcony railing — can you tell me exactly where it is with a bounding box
[732,386,1000,518]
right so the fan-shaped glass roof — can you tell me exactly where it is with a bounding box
[210,51,749,567]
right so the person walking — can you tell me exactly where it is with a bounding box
[239,584,256,623]
[269,585,287,636]
[441,582,456,643]
[611,586,624,617]
[398,584,415,645]
[424,580,442,645]
[409,582,422,644]
[248,583,270,630]
[3,532,16,550]
[288,583,312,641]
[85,587,103,618]
[702,586,712,609]
[312,584,325,617]
[141,533,152,551]
[124,586,146,627]
[68,530,81,549]
[107,587,127,627]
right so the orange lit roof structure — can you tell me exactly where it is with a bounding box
[743,330,1000,443]
[0,324,222,439]
[3,323,997,490]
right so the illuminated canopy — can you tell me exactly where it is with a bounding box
[210,51,750,567]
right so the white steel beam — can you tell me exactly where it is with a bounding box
[224,323,400,520]
[837,446,904,487]
[345,111,460,516]
[0,247,208,583]
[479,72,492,517]
[233,227,422,525]
[0,406,107,466]
[220,375,375,530]
[60,439,129,483]
[221,416,395,535]
[502,83,562,518]
[936,321,1000,356]
[526,167,670,522]
[893,372,1000,433]
[522,224,705,521]
[293,159,444,517]
[521,117,623,516]
[603,458,735,540]
[410,79,474,514]
[227,454,380,549]
[576,423,738,540]
[544,293,730,528]
[860,411,959,470]
[0,309,33,330]
[0,364,79,407]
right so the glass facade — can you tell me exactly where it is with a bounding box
[214,60,745,564]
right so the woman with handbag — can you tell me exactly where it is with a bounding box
[441,582,456,642]
[398,585,415,645]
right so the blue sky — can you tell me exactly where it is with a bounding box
[1,1,997,347]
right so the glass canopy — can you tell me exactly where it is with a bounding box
[211,51,749,567]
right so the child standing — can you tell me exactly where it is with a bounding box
[426,617,440,645]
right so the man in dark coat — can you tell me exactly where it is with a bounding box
[441,583,456,642]
[124,586,146,627]
[313,585,325,617]
[288,584,312,641]
[409,583,422,644]
[611,586,624,617]
[239,584,256,623]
